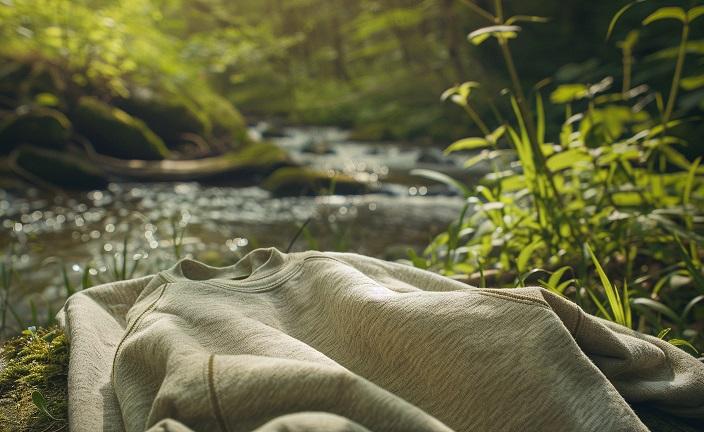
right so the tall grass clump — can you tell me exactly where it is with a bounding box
[416,0,704,353]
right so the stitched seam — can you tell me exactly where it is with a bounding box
[202,254,333,292]
[473,290,551,309]
[110,283,168,430]
[573,307,586,338]
[203,260,304,292]
[208,354,229,432]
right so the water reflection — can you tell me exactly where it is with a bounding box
[1,126,470,330]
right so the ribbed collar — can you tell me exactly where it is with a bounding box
[159,247,303,291]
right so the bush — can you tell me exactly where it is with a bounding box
[416,1,704,352]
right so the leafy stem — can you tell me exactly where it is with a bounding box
[664,20,689,124]
[463,102,491,136]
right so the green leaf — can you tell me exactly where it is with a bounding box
[548,266,572,291]
[82,264,92,290]
[410,169,470,197]
[468,25,521,45]
[617,30,640,51]
[674,234,704,294]
[486,125,506,145]
[683,157,701,206]
[536,93,546,145]
[683,295,704,320]
[34,92,60,107]
[407,248,428,269]
[546,148,591,172]
[660,146,692,170]
[445,137,490,154]
[668,339,699,354]
[440,81,480,105]
[657,328,671,339]
[632,298,681,323]
[681,74,704,91]
[463,150,491,168]
[586,244,626,326]
[499,174,526,192]
[687,6,704,23]
[505,15,549,25]
[606,0,645,40]
[642,7,686,25]
[550,84,589,104]
[61,264,74,297]
[646,40,704,61]
[32,390,60,421]
[517,239,545,273]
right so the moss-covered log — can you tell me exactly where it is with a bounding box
[11,146,108,190]
[84,141,293,182]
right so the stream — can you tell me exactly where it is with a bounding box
[1,125,473,329]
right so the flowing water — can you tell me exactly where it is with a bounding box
[1,126,472,329]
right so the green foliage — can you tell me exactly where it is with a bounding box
[0,0,251,155]
[421,0,704,351]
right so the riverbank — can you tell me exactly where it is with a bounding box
[0,125,478,336]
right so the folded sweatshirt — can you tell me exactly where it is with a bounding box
[57,248,704,432]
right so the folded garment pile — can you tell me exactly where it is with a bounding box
[58,248,704,431]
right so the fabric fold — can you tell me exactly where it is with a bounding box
[59,249,704,431]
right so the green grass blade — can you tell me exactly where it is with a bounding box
[61,264,74,297]
[586,243,625,325]
[607,0,645,40]
[668,338,699,355]
[411,169,470,198]
[517,239,544,274]
[632,298,681,324]
[536,93,545,146]
[674,234,704,294]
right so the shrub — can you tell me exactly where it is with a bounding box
[416,0,704,352]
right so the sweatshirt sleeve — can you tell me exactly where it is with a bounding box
[539,288,704,419]
[56,275,157,432]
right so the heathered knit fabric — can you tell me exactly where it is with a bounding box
[57,248,704,432]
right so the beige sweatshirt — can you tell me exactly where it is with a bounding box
[57,248,704,432]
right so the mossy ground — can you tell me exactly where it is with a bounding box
[0,326,68,432]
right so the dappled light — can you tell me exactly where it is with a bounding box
[1,0,703,431]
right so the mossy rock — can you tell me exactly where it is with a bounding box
[191,92,249,146]
[116,94,210,148]
[72,97,169,160]
[228,141,292,172]
[12,146,108,189]
[263,167,368,197]
[0,109,71,155]
[0,326,68,432]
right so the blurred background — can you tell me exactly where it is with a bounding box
[0,0,703,351]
